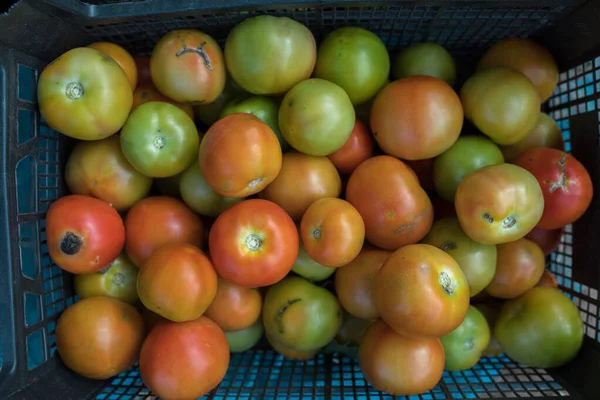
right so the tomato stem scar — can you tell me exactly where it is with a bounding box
[176,41,214,71]
[546,153,568,193]
[112,272,125,286]
[276,298,302,334]
[312,228,321,239]
[439,241,457,251]
[439,271,457,295]
[245,233,263,251]
[60,231,83,255]
[501,216,516,229]
[153,136,165,149]
[248,177,262,189]
[65,82,84,100]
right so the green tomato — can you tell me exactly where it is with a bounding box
[194,78,248,128]
[225,320,265,353]
[440,306,491,371]
[292,242,336,282]
[120,101,199,178]
[392,42,456,86]
[434,136,504,202]
[314,27,390,106]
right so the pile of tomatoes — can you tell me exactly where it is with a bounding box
[36,14,593,399]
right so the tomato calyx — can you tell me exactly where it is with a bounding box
[175,41,214,71]
[439,270,457,295]
[60,231,83,255]
[276,298,302,334]
[153,135,166,150]
[65,82,84,100]
[312,227,322,239]
[244,233,263,251]
[112,272,126,286]
[545,153,568,193]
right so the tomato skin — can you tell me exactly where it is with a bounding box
[88,41,137,89]
[209,199,299,288]
[38,47,133,140]
[74,252,139,305]
[346,156,433,250]
[47,195,125,274]
[199,113,283,198]
[473,300,505,357]
[292,241,336,282]
[455,163,544,245]
[266,332,319,361]
[204,277,262,331]
[327,119,375,175]
[525,226,563,256]
[513,148,593,230]
[375,244,470,338]
[65,135,152,211]
[500,113,564,162]
[56,297,145,379]
[226,320,265,353]
[150,29,225,104]
[536,269,559,289]
[132,84,195,119]
[370,76,463,160]
[359,319,445,396]
[124,196,204,267]
[194,78,249,127]
[440,306,491,371]
[336,312,375,346]
[134,56,152,85]
[392,42,456,86]
[140,316,229,399]
[225,15,316,95]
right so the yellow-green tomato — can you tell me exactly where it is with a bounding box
[500,112,564,162]
[392,42,456,86]
[225,320,265,353]
[292,242,336,282]
[440,306,491,371]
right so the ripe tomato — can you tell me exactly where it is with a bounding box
[478,38,559,102]
[150,29,225,104]
[226,320,265,353]
[370,76,463,160]
[204,276,262,331]
[74,252,139,305]
[266,333,319,361]
[500,112,564,162]
[280,79,355,156]
[132,84,194,119]
[359,319,444,396]
[47,195,124,274]
[513,148,593,230]
[263,276,343,351]
[334,248,391,320]
[225,15,316,95]
[327,119,375,175]
[433,136,504,203]
[37,47,132,140]
[140,316,229,399]
[199,113,283,198]
[134,56,152,85]
[486,238,545,299]
[65,135,152,211]
[473,300,505,357]
[525,226,563,255]
[260,152,341,220]
[137,243,217,322]
[209,199,298,287]
[292,241,336,282]
[300,198,365,268]
[314,27,390,105]
[421,217,497,297]
[120,101,200,178]
[536,269,559,289]
[495,287,584,368]
[346,156,433,250]
[376,244,470,338]
[88,41,137,89]
[56,297,145,379]
[402,158,435,192]
[125,196,204,267]
[455,164,544,245]
[392,42,456,86]
[460,67,541,145]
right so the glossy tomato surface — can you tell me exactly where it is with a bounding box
[266,332,320,361]
[88,41,138,89]
[500,112,564,162]
[204,276,263,331]
[292,241,336,282]
[536,269,559,289]
[225,320,265,353]
[392,42,456,86]
[327,119,375,175]
[132,84,195,119]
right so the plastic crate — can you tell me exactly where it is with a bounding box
[2,0,600,399]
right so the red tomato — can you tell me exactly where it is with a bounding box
[204,276,263,331]
[327,119,375,175]
[134,56,152,85]
[140,316,229,399]
[209,199,299,287]
[125,196,204,267]
[46,195,124,274]
[88,41,138,89]
[525,226,563,256]
[536,269,559,289]
[513,148,593,230]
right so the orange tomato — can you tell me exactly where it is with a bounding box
[132,84,194,119]
[204,277,263,331]
[327,119,375,175]
[88,41,138,89]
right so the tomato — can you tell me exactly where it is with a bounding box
[478,38,559,103]
[134,56,152,85]
[376,244,470,338]
[421,217,497,297]
[392,42,456,86]
[455,164,544,245]
[359,319,444,396]
[433,136,504,203]
[132,84,194,119]
[140,316,229,399]
[46,195,124,274]
[292,241,336,282]
[486,238,545,299]
[204,276,262,331]
[431,195,457,221]
[150,29,225,104]
[260,152,341,220]
[266,332,320,361]
[335,312,375,346]
[37,47,132,140]
[65,135,152,211]
[346,156,433,250]
[537,269,559,289]
[125,196,204,267]
[88,41,137,89]
[225,320,265,353]
[525,226,563,255]
[194,78,248,127]
[370,76,463,160]
[279,79,355,156]
[225,15,316,95]
[327,120,375,176]
[500,112,564,162]
[495,287,584,367]
[440,306,491,371]
[74,252,139,305]
[473,300,504,357]
[220,95,289,151]
[154,172,183,199]
[314,27,390,105]
[209,199,298,288]
[334,248,391,320]
[403,158,435,192]
[56,297,145,379]
[120,101,200,178]
[300,198,365,268]
[460,67,541,145]
[513,148,593,230]
[263,276,343,350]
[199,113,282,198]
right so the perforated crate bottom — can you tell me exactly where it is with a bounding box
[97,351,570,400]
